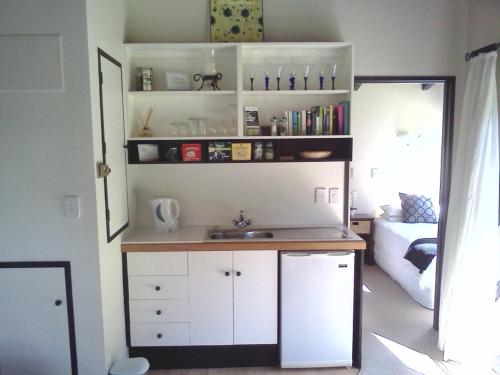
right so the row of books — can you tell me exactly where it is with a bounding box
[285,101,350,136]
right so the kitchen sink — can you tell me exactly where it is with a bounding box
[208,229,274,240]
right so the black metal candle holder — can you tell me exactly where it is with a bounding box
[193,73,223,91]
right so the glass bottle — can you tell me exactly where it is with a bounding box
[253,142,264,160]
[264,142,275,160]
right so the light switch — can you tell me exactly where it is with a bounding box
[329,187,339,204]
[314,187,327,204]
[64,196,80,218]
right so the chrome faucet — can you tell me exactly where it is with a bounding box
[232,210,252,228]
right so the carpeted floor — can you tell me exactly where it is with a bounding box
[149,265,487,375]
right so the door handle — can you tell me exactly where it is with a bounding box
[98,163,111,178]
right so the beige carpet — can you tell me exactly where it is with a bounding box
[148,265,463,375]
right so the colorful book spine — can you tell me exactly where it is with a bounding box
[333,105,338,135]
[301,110,307,135]
[306,111,312,135]
[328,105,333,135]
[324,106,330,135]
[341,101,350,135]
[337,104,344,135]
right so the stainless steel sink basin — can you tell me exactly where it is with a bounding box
[208,229,274,240]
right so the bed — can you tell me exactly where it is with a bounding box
[373,217,439,309]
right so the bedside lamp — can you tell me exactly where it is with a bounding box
[350,190,358,216]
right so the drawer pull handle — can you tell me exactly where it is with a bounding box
[352,221,360,225]
[236,271,242,277]
[155,286,161,291]
[156,310,162,315]
[224,271,231,277]
[54,299,62,306]
[156,333,162,339]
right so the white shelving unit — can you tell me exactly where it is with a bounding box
[125,42,353,139]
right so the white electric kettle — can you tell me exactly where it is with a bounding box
[149,198,180,232]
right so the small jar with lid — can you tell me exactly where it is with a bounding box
[264,141,275,160]
[253,142,264,160]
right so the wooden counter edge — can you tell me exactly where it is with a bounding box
[121,239,366,252]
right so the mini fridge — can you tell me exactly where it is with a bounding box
[280,251,354,368]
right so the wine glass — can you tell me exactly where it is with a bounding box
[272,64,285,91]
[299,64,312,90]
[245,65,261,91]
[264,65,271,91]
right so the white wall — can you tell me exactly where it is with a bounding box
[0,0,107,373]
[85,0,128,370]
[351,83,444,215]
[131,163,345,226]
[126,0,467,75]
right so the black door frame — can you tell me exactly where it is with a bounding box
[353,76,455,330]
[97,48,129,243]
[0,261,78,374]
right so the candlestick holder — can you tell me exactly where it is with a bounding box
[193,73,223,91]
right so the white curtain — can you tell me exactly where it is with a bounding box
[439,51,499,366]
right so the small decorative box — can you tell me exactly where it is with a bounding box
[208,141,232,161]
[181,143,202,161]
[232,143,252,161]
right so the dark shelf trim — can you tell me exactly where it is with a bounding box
[127,137,353,165]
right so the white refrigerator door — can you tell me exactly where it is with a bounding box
[280,252,354,368]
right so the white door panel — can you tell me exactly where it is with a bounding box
[99,50,128,242]
[233,250,278,345]
[188,251,233,345]
[0,267,73,375]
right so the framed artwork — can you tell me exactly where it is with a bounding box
[211,0,263,42]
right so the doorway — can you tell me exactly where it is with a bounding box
[353,76,454,330]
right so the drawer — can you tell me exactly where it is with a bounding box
[129,299,189,323]
[130,323,189,347]
[350,220,371,234]
[128,276,188,299]
[127,252,188,276]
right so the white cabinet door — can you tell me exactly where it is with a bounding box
[188,251,233,345]
[233,251,278,345]
[0,267,73,375]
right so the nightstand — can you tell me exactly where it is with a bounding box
[350,214,375,265]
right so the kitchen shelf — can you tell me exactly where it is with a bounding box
[241,90,349,96]
[125,42,353,138]
[128,90,237,97]
[127,137,352,165]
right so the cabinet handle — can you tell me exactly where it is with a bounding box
[156,333,162,339]
[156,310,162,315]
[54,299,62,306]
[155,286,161,291]
[352,221,360,225]
[224,271,231,277]
[236,271,242,277]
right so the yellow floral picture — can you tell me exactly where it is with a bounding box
[211,0,263,42]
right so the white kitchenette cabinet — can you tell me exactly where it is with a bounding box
[189,250,278,346]
[233,251,278,345]
[188,251,234,345]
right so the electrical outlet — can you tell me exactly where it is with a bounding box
[329,187,339,204]
[314,187,327,204]
[64,196,80,218]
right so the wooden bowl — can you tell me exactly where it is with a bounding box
[298,150,332,160]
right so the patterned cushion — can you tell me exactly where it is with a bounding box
[399,193,438,224]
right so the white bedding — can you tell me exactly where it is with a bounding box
[373,218,438,309]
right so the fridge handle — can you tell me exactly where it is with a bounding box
[327,251,353,256]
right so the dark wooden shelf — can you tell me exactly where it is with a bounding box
[127,137,352,165]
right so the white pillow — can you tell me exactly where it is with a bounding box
[380,204,402,217]
[380,212,402,222]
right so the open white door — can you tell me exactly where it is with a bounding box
[98,49,128,242]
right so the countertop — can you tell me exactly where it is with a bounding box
[121,225,366,252]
